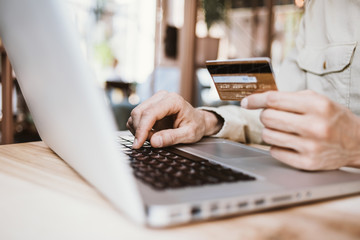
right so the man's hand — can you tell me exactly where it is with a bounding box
[127,91,223,149]
[241,90,360,170]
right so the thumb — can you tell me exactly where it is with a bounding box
[150,127,193,148]
[241,91,274,109]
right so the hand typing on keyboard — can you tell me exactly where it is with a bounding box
[127,91,224,149]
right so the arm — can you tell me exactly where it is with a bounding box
[199,105,264,144]
[127,91,265,149]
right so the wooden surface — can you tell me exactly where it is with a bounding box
[0,141,360,240]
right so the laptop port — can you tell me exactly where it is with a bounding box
[210,204,219,212]
[272,195,292,203]
[170,212,182,218]
[191,206,201,217]
[237,202,248,208]
[254,198,265,206]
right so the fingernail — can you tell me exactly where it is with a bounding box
[152,136,163,148]
[132,138,138,148]
[241,98,248,108]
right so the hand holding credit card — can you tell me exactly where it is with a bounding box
[206,57,277,101]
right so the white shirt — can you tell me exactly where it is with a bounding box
[201,0,360,143]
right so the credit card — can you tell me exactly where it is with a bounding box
[206,57,277,101]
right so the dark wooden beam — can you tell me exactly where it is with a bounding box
[179,0,197,105]
[265,0,274,58]
[1,50,14,144]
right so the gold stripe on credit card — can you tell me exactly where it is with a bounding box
[206,58,277,101]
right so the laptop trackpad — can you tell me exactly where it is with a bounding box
[179,141,267,159]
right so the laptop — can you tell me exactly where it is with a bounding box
[1,0,360,228]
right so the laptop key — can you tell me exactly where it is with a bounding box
[119,136,256,190]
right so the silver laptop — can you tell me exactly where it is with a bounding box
[1,0,360,228]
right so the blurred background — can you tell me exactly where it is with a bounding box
[0,0,304,144]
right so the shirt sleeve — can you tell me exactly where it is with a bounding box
[198,105,264,144]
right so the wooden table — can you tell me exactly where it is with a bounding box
[0,141,360,240]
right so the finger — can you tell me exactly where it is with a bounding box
[150,126,200,148]
[260,109,304,135]
[270,146,329,171]
[130,91,168,129]
[260,107,339,139]
[133,94,185,148]
[241,91,273,109]
[269,146,309,170]
[242,90,323,114]
[153,115,176,130]
[130,91,174,148]
[262,128,305,152]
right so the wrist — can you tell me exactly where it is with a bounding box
[200,110,224,136]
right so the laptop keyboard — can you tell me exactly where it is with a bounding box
[118,136,256,190]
